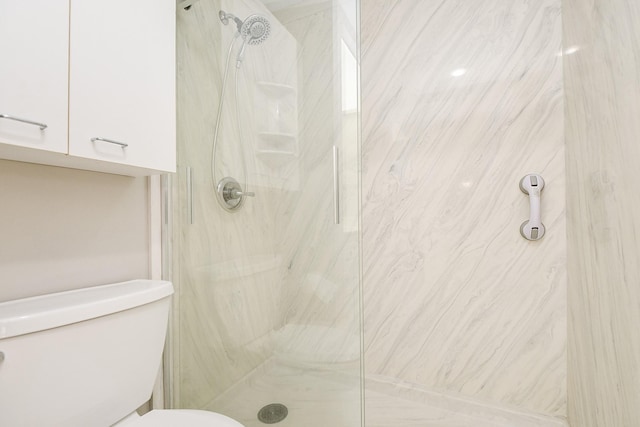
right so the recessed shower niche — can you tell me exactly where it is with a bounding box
[254,82,298,166]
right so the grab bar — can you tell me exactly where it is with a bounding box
[333,146,340,225]
[519,174,545,240]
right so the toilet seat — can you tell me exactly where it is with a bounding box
[117,409,245,427]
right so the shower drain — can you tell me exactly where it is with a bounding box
[257,403,288,424]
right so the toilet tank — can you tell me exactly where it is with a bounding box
[0,280,173,427]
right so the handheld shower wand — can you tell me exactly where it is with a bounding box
[211,10,272,212]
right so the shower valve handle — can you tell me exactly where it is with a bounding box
[229,189,255,199]
[217,177,253,212]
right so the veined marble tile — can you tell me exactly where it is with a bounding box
[173,0,361,413]
[269,0,361,377]
[366,375,568,427]
[362,0,566,418]
[564,0,640,425]
[175,0,570,424]
[206,358,361,427]
[205,357,567,427]
[174,0,293,408]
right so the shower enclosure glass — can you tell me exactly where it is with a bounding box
[167,1,361,425]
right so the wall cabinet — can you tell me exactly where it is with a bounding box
[0,0,176,176]
[0,0,69,155]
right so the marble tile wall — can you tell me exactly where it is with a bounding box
[361,0,567,419]
[173,0,287,408]
[173,0,360,413]
[177,0,570,423]
[365,376,568,427]
[271,2,361,367]
[564,0,640,425]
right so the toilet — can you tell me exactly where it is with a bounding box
[0,280,244,427]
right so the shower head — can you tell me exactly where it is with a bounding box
[240,15,271,45]
[219,10,271,45]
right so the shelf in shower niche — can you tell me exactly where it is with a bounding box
[255,150,297,168]
[258,132,297,151]
[257,81,296,97]
[256,81,296,98]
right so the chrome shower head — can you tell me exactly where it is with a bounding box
[240,15,271,45]
[219,10,271,45]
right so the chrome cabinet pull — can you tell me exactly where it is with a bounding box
[520,174,545,240]
[0,114,47,130]
[91,137,128,148]
[333,145,340,225]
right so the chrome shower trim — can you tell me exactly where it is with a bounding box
[216,177,254,212]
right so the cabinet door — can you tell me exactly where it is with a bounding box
[0,0,69,153]
[69,0,176,173]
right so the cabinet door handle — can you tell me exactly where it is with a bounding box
[519,174,545,240]
[91,137,128,148]
[0,114,47,130]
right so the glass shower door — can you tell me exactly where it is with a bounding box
[169,0,361,425]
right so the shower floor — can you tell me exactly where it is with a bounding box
[205,358,361,427]
[365,378,568,427]
[204,359,567,427]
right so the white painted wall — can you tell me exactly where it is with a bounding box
[0,159,150,302]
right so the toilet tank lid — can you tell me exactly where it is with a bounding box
[0,280,174,339]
